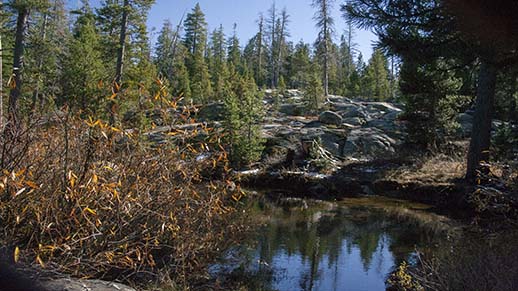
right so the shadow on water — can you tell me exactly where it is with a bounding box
[211,195,457,291]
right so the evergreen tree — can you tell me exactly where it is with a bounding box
[343,0,518,178]
[26,0,68,111]
[183,3,211,103]
[273,8,289,88]
[96,0,155,84]
[227,23,241,69]
[223,69,264,167]
[265,2,277,88]
[243,14,267,88]
[287,41,311,89]
[304,69,324,114]
[362,49,390,100]
[209,24,230,101]
[6,0,49,125]
[155,19,175,82]
[171,44,191,99]
[399,59,461,147]
[312,0,335,96]
[337,34,356,96]
[155,19,190,99]
[61,1,104,113]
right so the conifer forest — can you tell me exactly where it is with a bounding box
[0,0,517,290]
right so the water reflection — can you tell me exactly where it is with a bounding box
[229,199,446,291]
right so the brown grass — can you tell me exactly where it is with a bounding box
[386,154,466,185]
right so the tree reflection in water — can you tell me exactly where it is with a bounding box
[230,198,448,291]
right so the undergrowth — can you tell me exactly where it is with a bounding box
[0,98,248,288]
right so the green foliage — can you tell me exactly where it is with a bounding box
[183,3,211,103]
[171,46,192,100]
[223,73,265,168]
[287,41,311,89]
[278,75,287,96]
[362,49,390,100]
[25,0,68,110]
[227,24,241,69]
[493,123,518,160]
[96,0,156,81]
[437,94,473,135]
[400,59,462,148]
[61,2,104,113]
[304,70,324,114]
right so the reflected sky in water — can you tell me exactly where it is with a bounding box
[226,200,442,291]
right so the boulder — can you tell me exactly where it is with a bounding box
[319,111,343,126]
[342,127,400,159]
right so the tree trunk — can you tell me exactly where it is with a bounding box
[257,15,264,87]
[1,34,3,131]
[466,60,497,180]
[276,15,286,89]
[115,0,129,85]
[322,0,329,96]
[112,0,129,125]
[8,8,29,127]
[31,12,48,112]
[269,3,277,88]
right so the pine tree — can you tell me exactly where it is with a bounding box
[400,59,461,147]
[304,69,324,114]
[61,1,104,113]
[362,49,390,100]
[124,5,156,89]
[223,69,264,167]
[96,0,155,83]
[312,0,335,96]
[183,3,211,103]
[274,8,289,88]
[337,34,356,96]
[26,0,68,112]
[227,23,241,69]
[155,19,190,99]
[96,0,155,124]
[209,24,229,101]
[6,0,49,125]
[243,14,267,88]
[255,14,266,88]
[342,0,518,178]
[266,2,277,88]
[288,41,311,89]
[155,20,175,81]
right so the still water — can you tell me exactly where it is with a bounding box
[213,197,452,291]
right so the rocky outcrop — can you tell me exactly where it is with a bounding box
[261,90,406,163]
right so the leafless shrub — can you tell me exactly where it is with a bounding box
[0,112,248,288]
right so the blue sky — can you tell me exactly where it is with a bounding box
[70,0,378,59]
